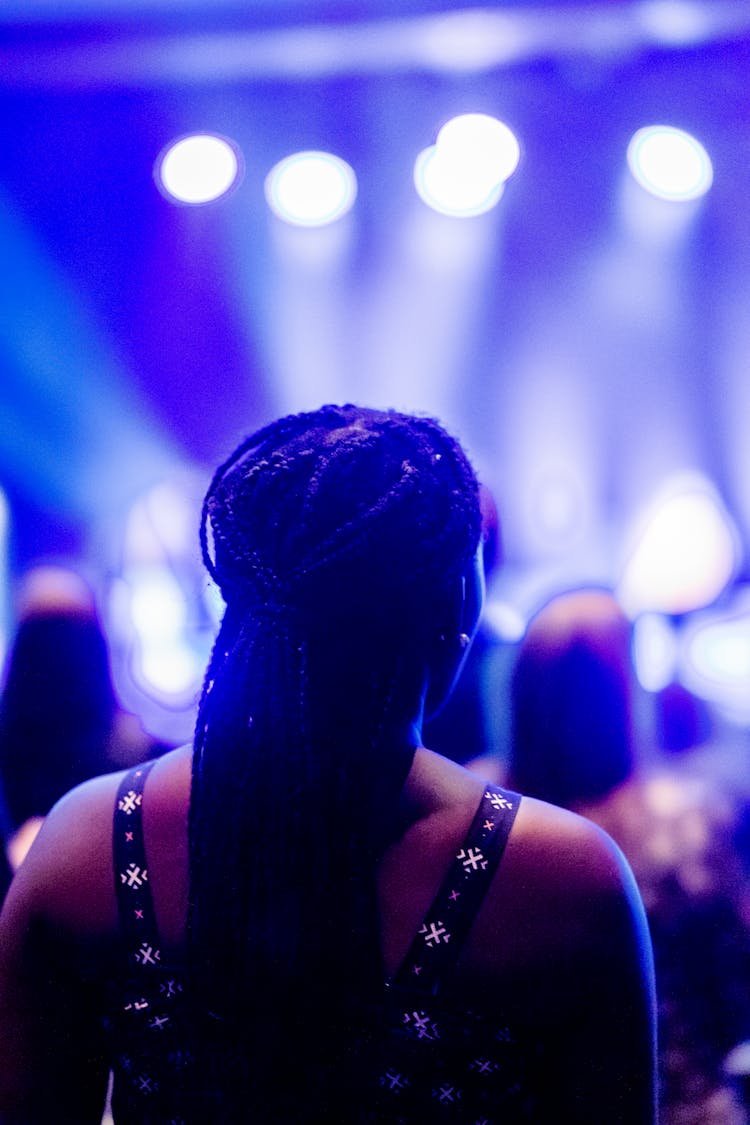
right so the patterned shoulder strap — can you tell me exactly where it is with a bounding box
[113,760,161,967]
[394,784,520,996]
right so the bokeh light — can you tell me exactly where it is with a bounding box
[626,125,713,202]
[157,134,241,205]
[618,474,739,617]
[681,592,750,721]
[264,151,357,227]
[632,612,678,692]
[437,114,521,184]
[414,113,519,217]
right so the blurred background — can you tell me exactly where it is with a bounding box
[1,0,749,750]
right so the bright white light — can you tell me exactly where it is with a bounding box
[627,125,713,202]
[679,598,750,721]
[484,599,526,642]
[265,151,357,227]
[414,145,505,217]
[437,114,521,184]
[157,134,241,205]
[125,566,203,700]
[129,567,187,638]
[414,113,519,218]
[618,474,739,617]
[138,641,201,697]
[689,627,750,682]
[633,613,678,691]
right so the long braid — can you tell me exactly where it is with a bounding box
[188,404,481,1123]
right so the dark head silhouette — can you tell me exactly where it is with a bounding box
[509,589,634,809]
[189,404,482,1121]
[0,567,117,831]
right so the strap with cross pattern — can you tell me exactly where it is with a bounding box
[394,784,521,997]
[113,760,160,964]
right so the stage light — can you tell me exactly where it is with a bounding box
[626,125,713,202]
[157,134,241,205]
[437,114,521,184]
[264,151,357,227]
[414,145,505,217]
[414,113,519,218]
[618,473,739,617]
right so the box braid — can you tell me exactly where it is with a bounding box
[187,404,481,1122]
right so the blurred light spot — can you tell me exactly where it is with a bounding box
[618,474,739,616]
[137,640,201,697]
[484,599,526,642]
[414,114,519,218]
[418,10,529,71]
[124,564,203,699]
[143,480,195,556]
[677,596,750,722]
[637,1,713,45]
[129,566,187,639]
[688,624,750,681]
[265,151,357,227]
[646,773,693,817]
[437,114,521,183]
[633,612,678,691]
[414,145,504,217]
[157,134,241,205]
[627,125,713,202]
[109,472,219,738]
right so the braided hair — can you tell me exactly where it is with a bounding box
[188,404,481,1122]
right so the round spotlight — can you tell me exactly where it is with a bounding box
[414,113,519,217]
[626,125,713,202]
[157,134,241,205]
[414,145,505,218]
[264,151,357,227]
[436,113,521,185]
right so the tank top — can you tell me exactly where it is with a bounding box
[105,762,532,1123]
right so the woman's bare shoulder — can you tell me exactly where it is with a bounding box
[2,745,192,936]
[507,793,638,899]
[462,790,650,981]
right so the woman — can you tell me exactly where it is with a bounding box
[0,405,656,1123]
[508,588,749,1124]
[0,565,166,873]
